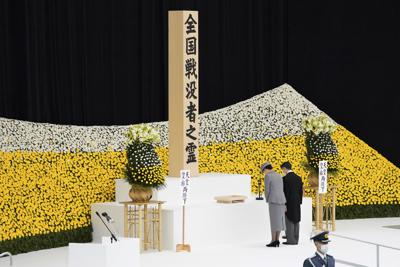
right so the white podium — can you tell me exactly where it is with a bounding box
[162,199,312,250]
[68,237,140,267]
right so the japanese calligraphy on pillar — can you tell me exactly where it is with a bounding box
[184,12,198,169]
[318,161,328,194]
[168,11,199,177]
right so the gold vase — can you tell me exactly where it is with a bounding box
[129,185,153,203]
[308,172,319,188]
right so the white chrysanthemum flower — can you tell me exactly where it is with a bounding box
[0,84,335,152]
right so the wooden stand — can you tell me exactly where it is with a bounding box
[121,200,164,252]
[306,186,336,231]
[214,195,247,203]
[176,205,191,252]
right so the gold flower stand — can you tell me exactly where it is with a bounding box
[121,200,165,252]
[305,186,337,231]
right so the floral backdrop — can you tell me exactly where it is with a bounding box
[1,84,399,254]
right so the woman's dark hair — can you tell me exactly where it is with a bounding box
[265,164,273,170]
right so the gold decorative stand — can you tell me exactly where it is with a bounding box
[176,205,191,252]
[306,186,336,231]
[121,200,164,252]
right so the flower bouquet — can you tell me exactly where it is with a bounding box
[124,124,165,202]
[302,115,340,186]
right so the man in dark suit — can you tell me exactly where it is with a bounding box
[281,161,303,245]
[303,231,335,267]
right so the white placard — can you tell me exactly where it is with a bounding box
[180,170,190,205]
[318,161,328,194]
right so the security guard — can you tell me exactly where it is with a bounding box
[303,231,335,267]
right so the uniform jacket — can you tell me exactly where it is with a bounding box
[283,171,303,223]
[264,171,286,204]
[303,253,335,267]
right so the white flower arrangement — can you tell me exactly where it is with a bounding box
[302,114,336,135]
[125,124,161,144]
[0,84,334,152]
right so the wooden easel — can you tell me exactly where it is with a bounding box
[176,205,191,252]
[307,186,337,231]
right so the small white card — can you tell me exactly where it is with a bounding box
[180,170,190,205]
[318,161,328,194]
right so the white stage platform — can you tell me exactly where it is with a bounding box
[92,173,312,250]
[92,198,312,250]
[68,237,140,267]
[5,218,400,267]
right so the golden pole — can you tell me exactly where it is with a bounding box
[124,203,128,237]
[182,205,185,244]
[138,205,142,252]
[315,191,321,230]
[332,187,336,231]
[319,194,323,230]
[144,204,148,250]
[176,205,191,252]
[158,202,162,251]
[325,194,329,230]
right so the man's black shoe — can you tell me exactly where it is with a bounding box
[283,242,297,245]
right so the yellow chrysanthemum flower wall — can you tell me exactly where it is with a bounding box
[0,151,126,243]
[1,123,399,255]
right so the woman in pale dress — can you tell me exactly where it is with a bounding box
[261,162,286,247]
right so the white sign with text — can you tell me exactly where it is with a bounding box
[180,170,190,205]
[318,161,328,194]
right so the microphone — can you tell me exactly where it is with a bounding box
[95,211,118,242]
[101,212,114,223]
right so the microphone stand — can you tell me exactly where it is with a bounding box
[256,179,264,200]
[102,213,120,238]
[95,211,118,243]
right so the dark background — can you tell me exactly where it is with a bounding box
[0,0,399,166]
